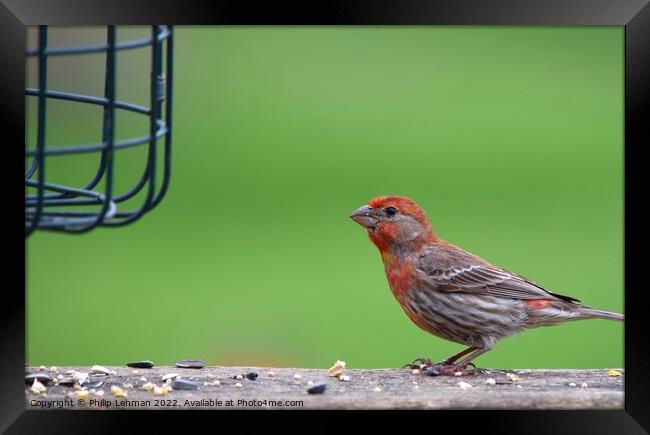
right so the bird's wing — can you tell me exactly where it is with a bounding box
[415,244,580,303]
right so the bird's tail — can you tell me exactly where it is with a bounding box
[578,306,624,321]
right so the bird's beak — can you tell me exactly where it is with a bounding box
[350,205,379,229]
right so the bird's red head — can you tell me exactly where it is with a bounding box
[350,195,438,254]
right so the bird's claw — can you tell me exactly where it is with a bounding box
[402,357,433,369]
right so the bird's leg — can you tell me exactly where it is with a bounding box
[437,346,480,366]
[426,347,490,376]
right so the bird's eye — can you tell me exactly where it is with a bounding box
[384,206,397,217]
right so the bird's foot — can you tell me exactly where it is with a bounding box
[425,362,485,376]
[402,357,433,370]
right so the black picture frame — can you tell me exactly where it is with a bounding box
[1,1,648,432]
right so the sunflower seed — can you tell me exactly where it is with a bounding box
[172,379,200,390]
[91,365,111,376]
[81,378,103,388]
[127,360,154,369]
[162,373,180,382]
[307,381,327,394]
[174,360,205,369]
[245,372,258,381]
[25,372,52,385]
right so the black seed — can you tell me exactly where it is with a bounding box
[245,372,258,381]
[81,378,103,388]
[174,360,205,369]
[25,372,52,385]
[127,360,154,369]
[172,379,200,390]
[307,381,327,394]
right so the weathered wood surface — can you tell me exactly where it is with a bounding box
[25,366,624,410]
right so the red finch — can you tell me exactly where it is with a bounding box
[350,195,623,375]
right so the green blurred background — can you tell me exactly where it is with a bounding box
[26,26,623,369]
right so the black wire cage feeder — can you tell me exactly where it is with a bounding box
[25,25,173,236]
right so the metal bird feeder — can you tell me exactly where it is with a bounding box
[25,25,173,236]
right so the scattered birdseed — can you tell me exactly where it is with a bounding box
[234,382,243,388]
[139,377,147,382]
[340,375,351,382]
[91,365,111,376]
[132,370,140,375]
[411,369,420,375]
[607,370,622,378]
[580,382,589,388]
[56,375,64,381]
[328,360,346,377]
[234,375,244,380]
[307,381,327,394]
[267,371,275,378]
[111,386,127,398]
[30,379,47,394]
[153,386,168,396]
[516,385,522,389]
[206,374,215,378]
[485,378,496,385]
[373,386,382,392]
[75,390,89,399]
[517,369,532,374]
[50,366,58,372]
[307,380,314,386]
[95,390,104,397]
[506,373,520,382]
[172,379,200,390]
[124,383,133,389]
[457,381,473,390]
[142,382,155,391]
[174,360,205,369]
[454,372,463,377]
[414,385,420,390]
[245,372,258,381]
[568,382,577,387]
[39,365,46,371]
[293,374,302,380]
[73,384,81,391]
[127,360,154,369]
